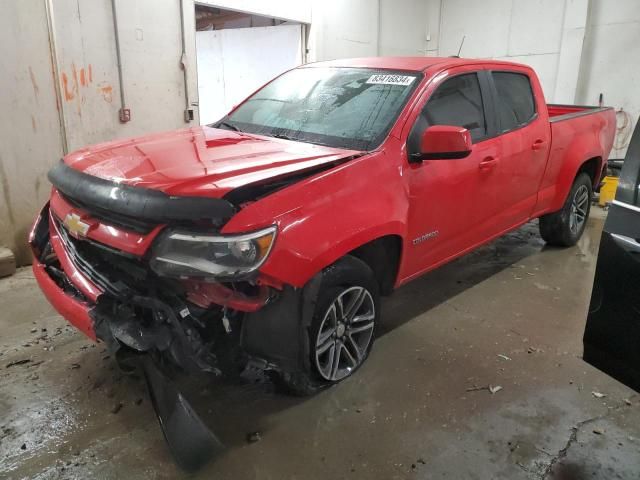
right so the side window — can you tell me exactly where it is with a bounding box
[409,73,487,153]
[492,72,536,132]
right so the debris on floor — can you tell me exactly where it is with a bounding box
[465,384,503,394]
[6,358,31,368]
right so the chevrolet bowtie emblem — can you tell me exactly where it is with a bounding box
[63,213,90,237]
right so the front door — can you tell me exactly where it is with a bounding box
[583,120,640,391]
[402,69,503,281]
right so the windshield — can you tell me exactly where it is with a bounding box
[215,67,422,150]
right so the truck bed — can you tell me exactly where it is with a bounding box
[532,103,616,218]
[548,104,613,122]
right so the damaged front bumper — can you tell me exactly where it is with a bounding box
[29,201,278,376]
[29,194,314,381]
[32,256,96,340]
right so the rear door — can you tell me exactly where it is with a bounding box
[583,120,640,391]
[486,69,551,231]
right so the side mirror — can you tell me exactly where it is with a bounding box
[412,125,472,162]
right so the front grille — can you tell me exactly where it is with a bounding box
[61,193,156,234]
[56,218,150,297]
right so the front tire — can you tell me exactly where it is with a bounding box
[539,173,592,247]
[272,255,380,396]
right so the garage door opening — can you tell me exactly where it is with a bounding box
[195,5,305,125]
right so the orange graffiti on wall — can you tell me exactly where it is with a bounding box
[98,83,114,103]
[61,71,75,101]
[60,64,114,108]
[60,63,93,102]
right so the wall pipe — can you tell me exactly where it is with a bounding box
[44,0,68,154]
[110,0,130,122]
[179,0,192,122]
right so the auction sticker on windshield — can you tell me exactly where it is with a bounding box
[366,74,416,86]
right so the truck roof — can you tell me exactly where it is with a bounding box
[305,56,529,72]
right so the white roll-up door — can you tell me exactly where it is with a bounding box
[196,24,303,125]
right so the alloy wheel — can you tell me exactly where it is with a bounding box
[314,286,375,381]
[570,184,589,234]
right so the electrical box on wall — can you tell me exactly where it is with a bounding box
[119,108,131,123]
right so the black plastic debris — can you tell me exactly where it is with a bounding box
[141,356,224,473]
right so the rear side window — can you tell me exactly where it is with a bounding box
[492,72,536,132]
[416,73,487,143]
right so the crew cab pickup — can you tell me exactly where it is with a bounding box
[30,57,615,465]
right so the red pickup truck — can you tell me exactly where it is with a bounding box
[30,57,615,466]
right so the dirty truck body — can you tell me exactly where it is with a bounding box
[31,57,615,437]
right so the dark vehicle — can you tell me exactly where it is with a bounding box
[584,119,640,392]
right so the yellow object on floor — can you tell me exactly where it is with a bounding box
[599,175,619,206]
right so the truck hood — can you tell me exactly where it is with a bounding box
[63,126,362,198]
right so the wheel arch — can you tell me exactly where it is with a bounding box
[576,156,604,188]
[540,152,604,215]
[348,234,402,296]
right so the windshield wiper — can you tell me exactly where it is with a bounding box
[217,121,242,132]
[270,133,297,141]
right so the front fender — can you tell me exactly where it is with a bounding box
[222,151,408,287]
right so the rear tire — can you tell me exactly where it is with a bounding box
[272,255,380,396]
[539,173,592,247]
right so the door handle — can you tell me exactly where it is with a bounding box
[532,139,546,150]
[479,156,499,170]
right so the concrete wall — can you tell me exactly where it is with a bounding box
[51,0,199,152]
[433,0,640,157]
[434,0,588,103]
[0,0,199,264]
[0,0,65,265]
[308,0,438,61]
[378,0,430,56]
[308,0,380,61]
[576,0,640,159]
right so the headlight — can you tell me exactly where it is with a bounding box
[150,226,276,279]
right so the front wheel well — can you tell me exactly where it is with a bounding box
[348,235,402,296]
[577,156,603,188]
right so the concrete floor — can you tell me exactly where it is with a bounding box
[1,207,639,480]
